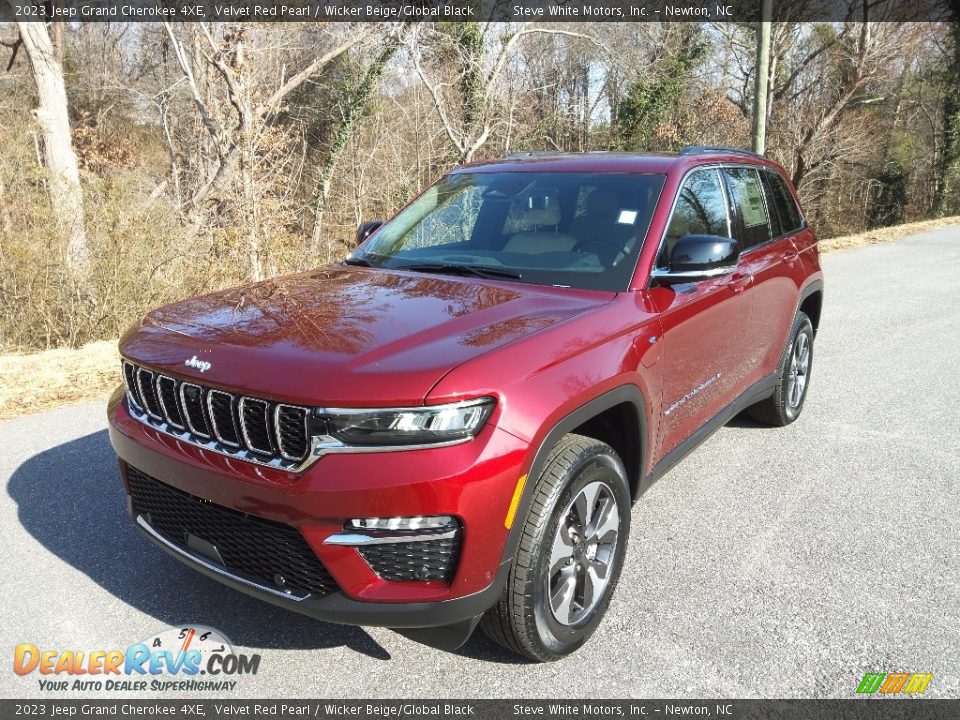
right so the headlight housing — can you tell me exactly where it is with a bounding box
[314,397,495,448]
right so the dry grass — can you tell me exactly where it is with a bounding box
[1,216,959,420]
[820,215,960,253]
[0,340,119,420]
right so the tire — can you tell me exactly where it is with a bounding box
[480,434,631,662]
[748,311,814,427]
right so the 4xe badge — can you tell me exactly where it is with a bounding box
[185,355,212,373]
[13,625,260,692]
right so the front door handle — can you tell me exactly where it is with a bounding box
[725,273,753,295]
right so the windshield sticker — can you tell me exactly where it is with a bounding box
[617,210,638,225]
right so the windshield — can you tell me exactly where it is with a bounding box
[353,171,666,292]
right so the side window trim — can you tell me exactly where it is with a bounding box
[717,167,734,238]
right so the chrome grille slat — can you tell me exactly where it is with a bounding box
[122,361,142,410]
[180,382,211,438]
[156,375,185,430]
[275,404,309,462]
[239,397,274,455]
[136,367,163,420]
[121,360,313,471]
[207,390,241,448]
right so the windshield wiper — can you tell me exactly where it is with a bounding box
[394,263,522,280]
[343,257,375,267]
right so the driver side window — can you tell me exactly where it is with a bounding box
[658,169,730,267]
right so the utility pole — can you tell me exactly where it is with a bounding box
[752,0,772,154]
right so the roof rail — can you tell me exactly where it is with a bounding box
[680,145,765,158]
[504,150,573,159]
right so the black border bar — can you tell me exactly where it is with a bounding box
[2,700,959,719]
[0,0,951,23]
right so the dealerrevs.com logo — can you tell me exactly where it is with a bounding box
[13,626,260,692]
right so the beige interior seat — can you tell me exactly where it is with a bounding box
[503,203,577,255]
[569,192,620,242]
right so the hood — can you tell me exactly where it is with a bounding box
[120,266,614,406]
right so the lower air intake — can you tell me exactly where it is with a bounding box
[126,465,337,597]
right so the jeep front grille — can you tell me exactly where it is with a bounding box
[126,466,338,598]
[122,360,313,471]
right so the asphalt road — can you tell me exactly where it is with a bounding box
[2,226,959,700]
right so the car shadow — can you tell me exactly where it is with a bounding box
[6,430,391,660]
[726,410,769,429]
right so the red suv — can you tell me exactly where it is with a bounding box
[108,148,822,661]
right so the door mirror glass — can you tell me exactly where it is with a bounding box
[655,234,740,282]
[356,220,384,246]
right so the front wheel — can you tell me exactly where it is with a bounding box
[480,434,631,661]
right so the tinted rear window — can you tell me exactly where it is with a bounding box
[725,167,772,250]
[762,170,804,236]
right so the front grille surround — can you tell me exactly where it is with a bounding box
[126,465,337,598]
[121,360,313,471]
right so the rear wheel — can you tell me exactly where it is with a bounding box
[748,311,814,426]
[480,434,630,661]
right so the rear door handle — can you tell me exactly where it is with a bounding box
[725,273,753,294]
[783,251,799,266]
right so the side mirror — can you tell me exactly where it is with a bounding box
[356,220,384,246]
[653,234,739,282]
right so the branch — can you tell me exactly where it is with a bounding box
[484,26,609,110]
[197,23,249,135]
[1,35,22,72]
[412,31,464,154]
[161,22,223,159]
[256,25,377,120]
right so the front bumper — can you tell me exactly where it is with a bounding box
[107,387,528,628]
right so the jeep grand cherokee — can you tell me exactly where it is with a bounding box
[108,148,823,661]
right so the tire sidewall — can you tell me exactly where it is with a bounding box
[530,448,631,658]
[781,314,814,422]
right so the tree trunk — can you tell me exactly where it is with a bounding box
[751,0,772,154]
[15,20,90,280]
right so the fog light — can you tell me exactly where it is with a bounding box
[347,516,457,532]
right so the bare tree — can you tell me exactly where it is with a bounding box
[10,16,89,280]
[413,23,606,163]
[310,26,407,257]
[160,22,378,278]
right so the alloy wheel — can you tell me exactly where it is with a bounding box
[546,480,620,626]
[787,332,810,408]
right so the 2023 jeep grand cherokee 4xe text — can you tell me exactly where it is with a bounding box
[108,147,823,662]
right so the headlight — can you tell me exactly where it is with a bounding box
[315,397,495,447]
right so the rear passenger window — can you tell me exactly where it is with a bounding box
[658,169,730,267]
[724,167,771,250]
[762,170,804,236]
